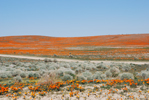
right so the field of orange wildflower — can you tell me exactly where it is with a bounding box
[0,34,149,60]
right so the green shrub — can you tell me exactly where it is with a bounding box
[11,69,21,76]
[28,72,34,78]
[0,73,8,78]
[20,72,27,78]
[14,75,22,82]
[6,72,12,78]
[61,74,73,81]
[56,70,64,77]
[100,74,107,79]
[82,71,92,78]
[110,67,120,77]
[122,64,131,72]
[75,68,82,74]
[76,75,86,81]
[105,70,112,77]
[33,73,40,78]
[119,72,134,80]
[92,71,102,80]
[65,69,75,77]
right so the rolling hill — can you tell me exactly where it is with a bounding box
[0,34,149,60]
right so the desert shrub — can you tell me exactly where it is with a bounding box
[61,74,73,81]
[92,71,102,80]
[87,76,93,81]
[47,63,59,69]
[39,65,47,70]
[63,63,70,68]
[145,74,149,79]
[48,66,57,70]
[38,71,57,85]
[135,72,141,77]
[96,62,108,69]
[105,70,112,77]
[33,73,40,78]
[82,71,92,78]
[11,69,21,76]
[6,67,15,71]
[56,70,64,77]
[119,72,134,80]
[39,69,46,75]
[92,66,98,70]
[20,72,27,78]
[81,63,88,69]
[44,58,52,63]
[24,63,32,67]
[109,67,120,77]
[122,64,131,72]
[100,64,109,69]
[64,69,75,77]
[100,74,107,79]
[75,67,82,74]
[92,74,101,80]
[6,72,12,78]
[0,73,8,78]
[28,72,34,78]
[14,75,22,82]
[146,66,149,71]
[85,65,92,70]
[70,63,78,70]
[76,75,86,81]
[141,70,149,79]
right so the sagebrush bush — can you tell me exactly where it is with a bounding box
[75,67,82,74]
[0,72,8,78]
[47,66,57,70]
[56,70,64,77]
[92,71,102,80]
[63,63,70,68]
[105,70,112,77]
[33,73,40,78]
[122,64,131,72]
[85,65,92,70]
[11,69,21,76]
[119,72,134,80]
[14,75,22,82]
[82,71,92,78]
[76,75,86,81]
[20,72,27,78]
[109,67,120,77]
[87,76,93,81]
[28,72,34,78]
[100,74,107,79]
[141,70,149,79]
[61,74,73,81]
[64,69,75,77]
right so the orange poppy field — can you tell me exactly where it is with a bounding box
[0,34,149,60]
[0,34,149,100]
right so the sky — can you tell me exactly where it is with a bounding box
[0,0,149,37]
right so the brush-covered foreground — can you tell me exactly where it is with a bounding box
[0,57,149,100]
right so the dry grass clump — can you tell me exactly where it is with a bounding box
[37,71,57,85]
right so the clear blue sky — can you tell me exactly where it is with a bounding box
[0,0,149,37]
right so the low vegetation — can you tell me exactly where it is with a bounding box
[0,57,149,100]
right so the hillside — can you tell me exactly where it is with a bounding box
[0,34,149,60]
